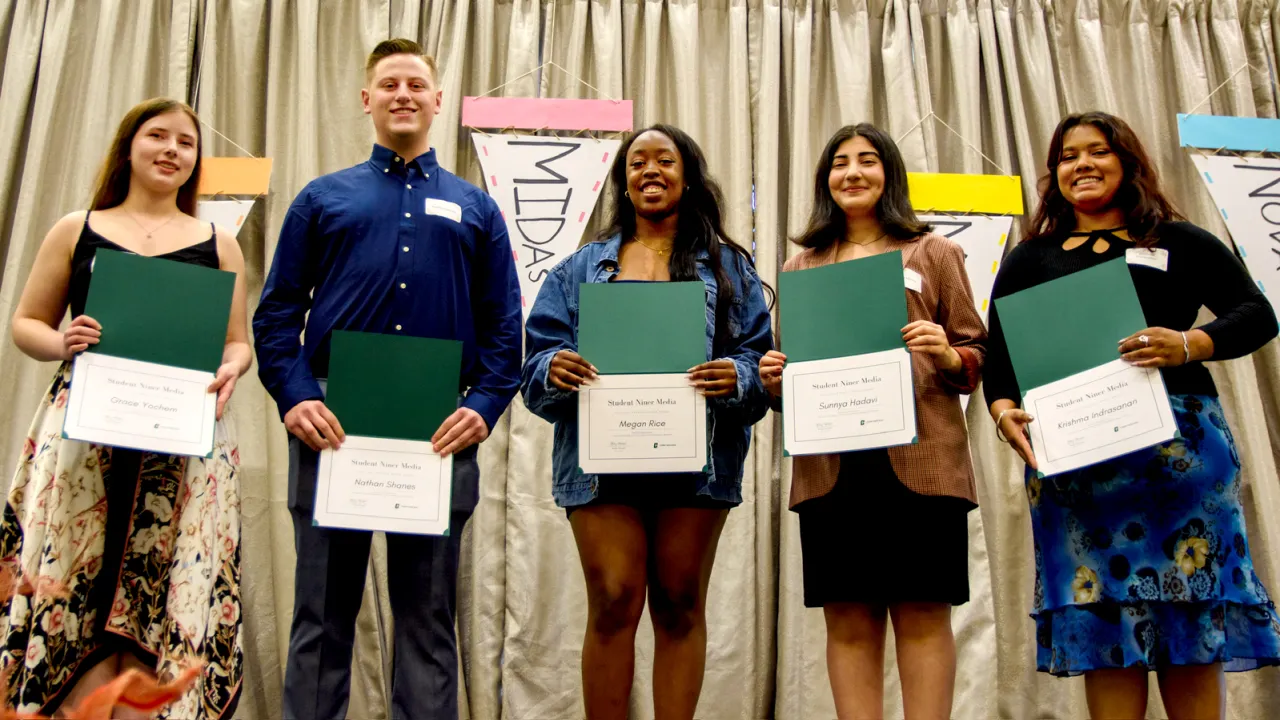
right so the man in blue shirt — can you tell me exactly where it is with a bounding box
[253,38,521,720]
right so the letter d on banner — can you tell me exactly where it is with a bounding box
[472,133,620,318]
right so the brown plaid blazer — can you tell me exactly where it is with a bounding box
[781,232,987,508]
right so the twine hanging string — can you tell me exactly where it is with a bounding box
[896,111,1011,177]
[472,60,624,103]
[1184,62,1262,117]
[466,61,625,142]
[1181,62,1278,158]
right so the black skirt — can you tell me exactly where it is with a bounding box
[796,449,972,608]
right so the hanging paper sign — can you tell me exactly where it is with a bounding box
[1188,154,1280,297]
[463,96,633,319]
[196,199,256,239]
[916,214,1013,325]
[909,171,1022,411]
[472,134,619,316]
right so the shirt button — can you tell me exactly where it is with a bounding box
[383,168,389,173]
[400,283,407,289]
[395,324,402,331]
[404,213,411,218]
[424,172,430,179]
[406,184,412,190]
[394,157,401,163]
[403,246,409,252]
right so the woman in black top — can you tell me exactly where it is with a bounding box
[2,99,248,719]
[986,112,1280,719]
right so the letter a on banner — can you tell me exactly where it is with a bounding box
[472,134,619,316]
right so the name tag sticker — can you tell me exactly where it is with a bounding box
[424,199,462,223]
[903,268,923,293]
[1126,247,1169,272]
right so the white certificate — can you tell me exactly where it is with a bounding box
[781,348,917,456]
[62,353,217,457]
[1023,358,1177,476]
[314,435,453,535]
[577,373,707,474]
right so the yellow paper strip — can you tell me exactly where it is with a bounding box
[908,172,1023,215]
[198,157,273,196]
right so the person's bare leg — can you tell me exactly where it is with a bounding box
[571,505,650,720]
[1157,663,1225,720]
[824,603,889,720]
[1084,667,1148,719]
[889,602,955,720]
[647,507,728,720]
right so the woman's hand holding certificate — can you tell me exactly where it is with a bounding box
[994,258,1178,476]
[776,252,919,456]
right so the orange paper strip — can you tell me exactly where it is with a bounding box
[198,157,273,195]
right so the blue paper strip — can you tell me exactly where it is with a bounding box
[1178,114,1280,152]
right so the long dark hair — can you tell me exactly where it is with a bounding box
[90,98,203,216]
[600,124,763,352]
[1026,111,1182,247]
[793,123,930,249]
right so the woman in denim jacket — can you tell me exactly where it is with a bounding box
[521,125,773,720]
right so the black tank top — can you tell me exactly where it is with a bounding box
[68,210,220,318]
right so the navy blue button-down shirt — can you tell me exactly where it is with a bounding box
[253,145,523,430]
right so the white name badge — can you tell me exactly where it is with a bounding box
[903,268,923,293]
[424,198,462,223]
[1126,247,1169,272]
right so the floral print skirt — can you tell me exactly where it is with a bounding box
[1029,394,1280,676]
[0,363,242,718]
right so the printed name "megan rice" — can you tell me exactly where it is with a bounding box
[620,419,666,429]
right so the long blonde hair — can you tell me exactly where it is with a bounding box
[89,98,203,216]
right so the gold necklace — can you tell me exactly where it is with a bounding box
[123,208,181,240]
[632,237,672,256]
[844,232,887,247]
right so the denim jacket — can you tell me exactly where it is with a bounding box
[521,234,774,507]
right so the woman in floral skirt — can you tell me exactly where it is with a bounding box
[0,98,248,719]
[987,111,1280,718]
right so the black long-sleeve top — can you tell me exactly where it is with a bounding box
[985,221,1277,405]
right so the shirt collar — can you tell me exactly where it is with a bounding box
[369,144,440,175]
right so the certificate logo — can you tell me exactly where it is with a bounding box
[653,442,658,449]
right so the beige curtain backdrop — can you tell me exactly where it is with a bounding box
[1,1,1279,718]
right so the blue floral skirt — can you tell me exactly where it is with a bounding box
[1028,394,1280,676]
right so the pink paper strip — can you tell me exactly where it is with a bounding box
[462,97,634,132]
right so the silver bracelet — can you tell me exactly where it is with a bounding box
[994,409,1010,443]
[1181,331,1191,364]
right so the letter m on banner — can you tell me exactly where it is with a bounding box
[463,97,633,319]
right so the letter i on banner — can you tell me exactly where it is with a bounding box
[1178,114,1280,300]
[909,172,1024,412]
[463,97,634,319]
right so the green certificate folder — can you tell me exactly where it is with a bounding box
[779,251,908,362]
[84,249,235,373]
[994,257,1148,394]
[577,281,706,374]
[325,331,462,442]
